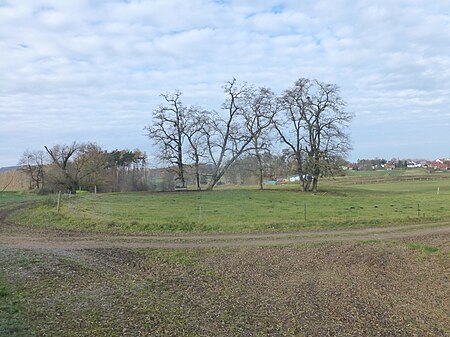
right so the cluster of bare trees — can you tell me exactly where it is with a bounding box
[16,78,352,194]
[146,77,353,192]
[19,143,147,193]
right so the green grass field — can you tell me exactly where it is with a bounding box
[10,172,450,233]
[0,191,43,206]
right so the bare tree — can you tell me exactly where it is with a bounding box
[45,142,81,192]
[184,107,210,190]
[205,79,255,190]
[273,78,309,189]
[302,80,353,192]
[18,150,46,190]
[242,87,277,189]
[145,91,187,188]
[142,78,352,192]
[274,78,352,192]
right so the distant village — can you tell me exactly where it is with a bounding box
[344,158,450,171]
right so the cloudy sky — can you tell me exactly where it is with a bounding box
[1,0,449,167]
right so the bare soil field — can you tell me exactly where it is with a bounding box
[1,205,449,336]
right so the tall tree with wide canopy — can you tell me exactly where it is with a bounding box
[302,79,353,192]
[205,79,256,190]
[184,106,211,190]
[242,87,277,190]
[275,78,353,192]
[273,79,309,189]
[145,91,187,188]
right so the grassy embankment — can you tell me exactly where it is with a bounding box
[10,170,450,233]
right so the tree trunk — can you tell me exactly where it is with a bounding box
[206,174,219,190]
[195,161,201,190]
[312,177,318,193]
[256,152,264,190]
[311,155,320,193]
[259,167,264,190]
[304,179,311,192]
[206,164,230,190]
[295,151,305,190]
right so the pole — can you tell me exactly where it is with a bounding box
[57,191,62,213]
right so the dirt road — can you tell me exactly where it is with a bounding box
[1,204,449,250]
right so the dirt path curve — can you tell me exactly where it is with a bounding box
[1,204,449,250]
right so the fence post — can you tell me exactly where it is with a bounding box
[56,191,62,213]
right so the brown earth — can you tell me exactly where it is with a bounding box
[1,204,449,336]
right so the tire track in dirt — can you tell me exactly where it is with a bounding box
[1,222,449,250]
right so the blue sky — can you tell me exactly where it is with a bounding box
[1,0,449,167]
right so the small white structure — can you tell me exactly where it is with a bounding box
[407,161,422,168]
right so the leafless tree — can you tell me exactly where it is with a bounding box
[276,78,352,192]
[145,91,187,188]
[18,150,46,190]
[205,79,255,190]
[142,78,352,192]
[302,80,353,192]
[273,78,309,189]
[45,142,81,192]
[242,87,277,189]
[184,106,211,190]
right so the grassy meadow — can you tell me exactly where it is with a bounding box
[10,170,450,233]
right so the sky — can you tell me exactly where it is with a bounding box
[1,0,449,167]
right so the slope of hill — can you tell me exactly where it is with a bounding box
[0,166,19,173]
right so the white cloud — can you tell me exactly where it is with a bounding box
[0,0,449,166]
